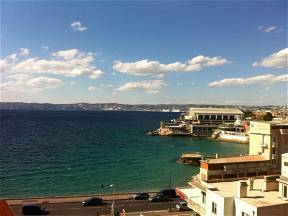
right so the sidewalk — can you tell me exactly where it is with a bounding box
[4,192,157,205]
[124,210,193,216]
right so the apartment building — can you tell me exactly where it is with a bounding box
[199,121,288,182]
[176,154,288,216]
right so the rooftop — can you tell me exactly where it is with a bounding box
[203,155,268,164]
[277,176,288,184]
[251,120,288,126]
[210,179,287,207]
[189,108,243,115]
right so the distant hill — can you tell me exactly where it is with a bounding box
[0,102,251,112]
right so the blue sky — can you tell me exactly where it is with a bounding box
[1,0,287,105]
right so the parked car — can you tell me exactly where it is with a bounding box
[82,197,105,206]
[149,194,170,202]
[22,204,49,215]
[132,192,149,200]
[156,189,178,198]
[176,201,191,211]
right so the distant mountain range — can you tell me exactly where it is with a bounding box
[0,102,281,112]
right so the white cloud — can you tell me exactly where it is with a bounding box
[116,80,167,93]
[1,74,64,93]
[41,46,49,50]
[1,49,103,79]
[209,74,288,87]
[0,48,30,69]
[253,48,288,68]
[88,86,97,91]
[257,25,282,33]
[70,21,88,32]
[19,48,30,56]
[176,83,183,86]
[53,49,79,60]
[113,55,229,76]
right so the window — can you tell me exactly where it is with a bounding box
[284,162,288,167]
[283,185,287,199]
[241,212,250,216]
[212,202,217,214]
[201,191,206,204]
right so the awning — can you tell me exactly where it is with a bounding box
[175,187,199,200]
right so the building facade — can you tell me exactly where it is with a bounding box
[199,121,288,182]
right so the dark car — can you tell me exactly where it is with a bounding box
[176,201,191,211]
[132,192,149,200]
[22,204,49,215]
[156,189,178,198]
[149,194,170,202]
[82,197,104,206]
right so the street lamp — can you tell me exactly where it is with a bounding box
[110,184,115,216]
[168,172,172,212]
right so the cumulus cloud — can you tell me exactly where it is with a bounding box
[113,55,229,76]
[1,74,64,93]
[253,48,288,68]
[70,21,88,31]
[257,25,282,33]
[53,49,79,60]
[116,80,167,93]
[1,48,103,79]
[88,86,97,91]
[19,48,30,56]
[209,74,288,87]
[0,48,30,70]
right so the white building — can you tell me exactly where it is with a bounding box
[177,154,288,216]
[277,153,288,201]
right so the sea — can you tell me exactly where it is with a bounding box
[0,110,249,198]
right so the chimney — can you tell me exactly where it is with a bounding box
[237,181,248,198]
[215,153,219,158]
[249,178,254,191]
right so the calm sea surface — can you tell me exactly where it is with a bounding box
[0,110,249,198]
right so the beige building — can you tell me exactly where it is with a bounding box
[277,153,288,201]
[184,108,244,136]
[199,120,288,182]
[185,108,243,123]
[249,121,288,169]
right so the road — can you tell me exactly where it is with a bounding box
[10,198,193,216]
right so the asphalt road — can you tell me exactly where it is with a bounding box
[10,198,186,216]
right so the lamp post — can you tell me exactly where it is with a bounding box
[169,172,172,212]
[110,184,115,216]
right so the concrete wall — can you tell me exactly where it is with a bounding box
[234,197,257,216]
[249,121,271,159]
[206,190,228,216]
[282,154,288,178]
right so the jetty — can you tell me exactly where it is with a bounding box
[177,152,216,166]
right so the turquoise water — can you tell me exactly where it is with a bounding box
[0,110,249,198]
